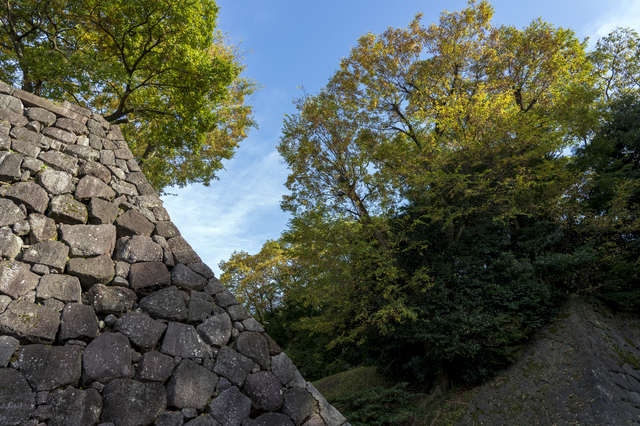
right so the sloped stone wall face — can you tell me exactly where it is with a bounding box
[457,298,640,425]
[0,80,347,426]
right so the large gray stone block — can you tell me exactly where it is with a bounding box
[0,150,23,181]
[114,311,167,352]
[234,332,271,370]
[155,221,180,238]
[154,411,185,426]
[47,387,103,426]
[0,334,19,367]
[101,379,167,426]
[0,198,26,226]
[5,181,48,213]
[115,209,155,238]
[19,344,82,391]
[38,150,79,174]
[59,302,99,342]
[271,353,298,385]
[161,321,212,359]
[167,236,201,264]
[48,194,88,224]
[22,240,70,271]
[59,223,117,257]
[88,197,120,224]
[82,332,131,385]
[254,413,295,426]
[42,126,77,144]
[172,263,207,291]
[135,350,175,383]
[26,107,56,126]
[0,226,22,259]
[116,235,164,263]
[213,346,254,388]
[243,371,285,412]
[139,286,187,321]
[75,174,115,200]
[38,169,74,194]
[0,260,40,299]
[0,300,60,344]
[0,368,36,426]
[67,254,115,289]
[282,388,318,426]
[36,274,82,303]
[88,284,137,315]
[197,312,232,347]
[28,212,57,243]
[166,359,218,411]
[206,386,251,426]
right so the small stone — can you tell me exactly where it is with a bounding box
[47,387,102,426]
[243,371,285,411]
[242,318,265,332]
[227,304,251,322]
[28,213,57,243]
[42,126,77,144]
[0,151,23,181]
[282,388,318,426]
[155,221,180,238]
[233,332,271,370]
[56,117,88,135]
[0,226,22,259]
[26,107,56,126]
[12,219,30,236]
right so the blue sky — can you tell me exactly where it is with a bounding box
[161,0,640,276]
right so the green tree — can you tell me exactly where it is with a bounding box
[0,0,256,191]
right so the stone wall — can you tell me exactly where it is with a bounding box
[0,80,347,426]
[456,298,640,425]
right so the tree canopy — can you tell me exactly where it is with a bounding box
[0,0,256,191]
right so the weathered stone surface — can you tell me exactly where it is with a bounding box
[215,290,240,308]
[5,181,48,213]
[234,332,271,370]
[139,286,188,321]
[101,379,167,426]
[129,261,171,294]
[112,181,138,196]
[0,259,39,298]
[271,353,298,385]
[48,387,102,426]
[48,194,88,224]
[188,291,214,324]
[0,94,23,114]
[22,240,70,271]
[255,413,296,426]
[36,273,81,303]
[65,144,99,161]
[116,235,164,263]
[300,414,323,426]
[187,262,215,280]
[172,263,208,291]
[207,386,252,426]
[29,212,57,243]
[38,169,74,194]
[88,283,137,315]
[0,198,26,226]
[154,411,185,426]
[168,236,201,264]
[185,415,220,426]
[214,346,254,388]
[306,383,345,426]
[197,313,232,347]
[82,332,131,385]
[166,359,218,411]
[26,107,56,126]
[0,334,18,367]
[155,220,180,238]
[0,368,36,426]
[161,321,213,359]
[59,223,116,257]
[11,137,41,158]
[282,388,318,426]
[21,156,44,173]
[0,294,10,311]
[88,197,120,224]
[228,304,251,322]
[242,318,264,332]
[14,88,87,123]
[205,277,225,295]
[79,160,111,183]
[135,350,175,383]
[56,117,88,135]
[244,371,285,412]
[76,175,116,200]
[0,226,22,258]
[0,106,28,127]
[19,344,82,391]
[67,255,115,289]
[38,150,79,174]
[0,150,23,180]
[114,312,167,352]
[42,126,77,144]
[115,209,155,238]
[0,301,60,344]
[59,302,99,342]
